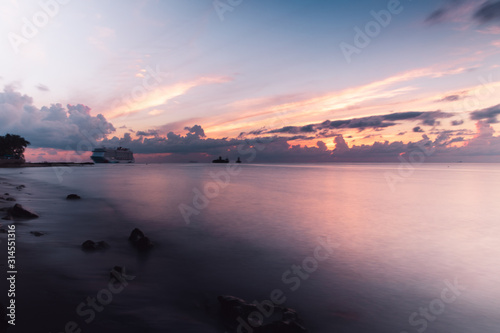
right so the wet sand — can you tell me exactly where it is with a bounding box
[0,176,175,333]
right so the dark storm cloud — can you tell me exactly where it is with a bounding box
[425,0,467,24]
[184,124,206,138]
[470,104,500,123]
[473,1,500,24]
[418,111,453,126]
[266,111,453,136]
[426,0,500,26]
[136,129,159,137]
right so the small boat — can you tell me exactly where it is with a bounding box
[212,156,229,163]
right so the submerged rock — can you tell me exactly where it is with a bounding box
[218,295,257,320]
[81,240,109,251]
[4,204,39,220]
[5,197,16,202]
[217,295,308,333]
[16,185,25,190]
[109,266,135,281]
[66,194,81,200]
[30,231,45,236]
[128,228,153,250]
[135,236,153,251]
[128,228,145,241]
[110,265,125,278]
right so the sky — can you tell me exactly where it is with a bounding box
[1,0,500,163]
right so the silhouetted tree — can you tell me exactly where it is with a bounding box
[0,134,30,160]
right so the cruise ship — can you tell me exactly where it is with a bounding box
[91,147,134,163]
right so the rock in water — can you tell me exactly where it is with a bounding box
[66,194,81,200]
[218,295,255,318]
[5,204,39,219]
[81,240,109,251]
[217,295,308,333]
[109,266,134,281]
[30,231,45,237]
[128,228,145,241]
[110,266,125,279]
[135,236,153,251]
[128,228,153,250]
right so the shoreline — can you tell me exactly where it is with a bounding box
[0,173,154,332]
[0,162,94,168]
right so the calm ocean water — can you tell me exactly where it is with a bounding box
[2,163,500,332]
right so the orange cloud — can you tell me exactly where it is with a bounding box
[205,64,476,137]
[106,75,232,119]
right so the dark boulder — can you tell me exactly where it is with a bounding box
[218,295,256,319]
[5,197,16,201]
[217,296,308,333]
[110,265,125,278]
[109,266,134,281]
[81,240,109,251]
[66,194,81,200]
[128,228,153,250]
[128,228,145,241]
[5,204,39,219]
[135,236,153,250]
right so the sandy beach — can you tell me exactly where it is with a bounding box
[0,169,262,333]
[0,173,176,333]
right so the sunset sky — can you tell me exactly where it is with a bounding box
[1,0,500,162]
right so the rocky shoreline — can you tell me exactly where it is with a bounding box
[0,175,311,332]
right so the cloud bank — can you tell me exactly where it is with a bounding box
[0,86,115,150]
[3,87,500,163]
